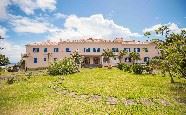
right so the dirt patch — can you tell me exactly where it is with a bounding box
[122,99,137,106]
[68,92,77,98]
[57,90,69,95]
[140,98,154,106]
[88,95,102,102]
[76,94,89,101]
[106,97,118,105]
[159,98,171,106]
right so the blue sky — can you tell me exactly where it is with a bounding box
[0,0,186,63]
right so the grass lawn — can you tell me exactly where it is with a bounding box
[0,68,186,114]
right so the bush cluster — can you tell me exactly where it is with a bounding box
[117,63,130,72]
[48,58,79,76]
[117,63,151,74]
[143,65,153,74]
[131,64,144,74]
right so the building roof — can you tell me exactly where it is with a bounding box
[26,38,153,46]
[26,40,58,46]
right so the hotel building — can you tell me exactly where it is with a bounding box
[23,38,159,69]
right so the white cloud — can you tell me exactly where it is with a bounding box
[0,0,10,19]
[49,14,141,41]
[0,26,7,37]
[0,40,24,63]
[0,27,23,63]
[36,0,56,11]
[11,0,56,15]
[54,13,67,19]
[10,15,58,33]
[143,23,186,34]
[0,0,56,18]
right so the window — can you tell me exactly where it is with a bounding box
[93,48,101,52]
[97,48,100,52]
[34,58,37,63]
[134,48,140,52]
[144,57,150,62]
[66,48,71,52]
[112,48,119,52]
[124,48,130,52]
[44,48,47,52]
[54,48,59,52]
[125,57,131,62]
[93,48,96,52]
[44,58,46,61]
[33,48,39,52]
[84,48,90,52]
[54,58,57,61]
[143,48,148,52]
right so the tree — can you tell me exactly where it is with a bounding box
[155,25,170,37]
[118,50,127,63]
[17,59,25,70]
[144,32,151,38]
[0,54,10,66]
[148,25,186,83]
[70,51,82,64]
[0,35,5,50]
[102,49,114,66]
[129,52,141,64]
[44,52,52,65]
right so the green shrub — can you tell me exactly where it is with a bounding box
[144,65,153,74]
[131,64,144,74]
[7,77,16,84]
[48,57,79,76]
[25,72,32,79]
[7,65,19,72]
[117,63,130,72]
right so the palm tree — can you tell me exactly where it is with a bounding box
[129,52,141,64]
[45,52,52,65]
[102,49,114,66]
[118,50,127,63]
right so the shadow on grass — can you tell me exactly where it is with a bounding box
[170,82,186,104]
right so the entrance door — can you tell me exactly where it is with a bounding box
[93,57,100,64]
[84,57,90,65]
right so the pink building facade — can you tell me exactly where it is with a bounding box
[23,38,160,69]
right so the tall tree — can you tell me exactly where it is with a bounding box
[44,52,52,65]
[102,49,114,66]
[118,50,127,63]
[144,32,151,38]
[0,54,10,66]
[0,35,5,50]
[148,25,186,83]
[129,52,141,64]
